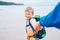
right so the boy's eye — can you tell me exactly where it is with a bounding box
[26,12,30,15]
[26,13,30,15]
[28,13,30,15]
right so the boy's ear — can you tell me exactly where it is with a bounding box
[32,13,34,16]
[32,12,34,16]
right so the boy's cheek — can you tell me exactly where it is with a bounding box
[25,15,29,18]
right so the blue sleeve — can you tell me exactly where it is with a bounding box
[39,2,60,29]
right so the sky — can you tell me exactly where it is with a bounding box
[0,0,60,6]
[1,0,60,3]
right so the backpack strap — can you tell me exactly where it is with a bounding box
[29,18,36,32]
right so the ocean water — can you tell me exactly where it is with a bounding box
[0,5,26,40]
[0,5,60,40]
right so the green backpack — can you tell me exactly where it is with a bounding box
[29,15,46,39]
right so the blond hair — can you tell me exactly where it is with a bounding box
[25,7,34,14]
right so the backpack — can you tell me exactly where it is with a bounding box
[29,15,46,39]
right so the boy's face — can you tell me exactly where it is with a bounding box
[25,10,33,20]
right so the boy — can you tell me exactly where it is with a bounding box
[25,7,42,40]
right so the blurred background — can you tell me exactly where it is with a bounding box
[0,0,60,40]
